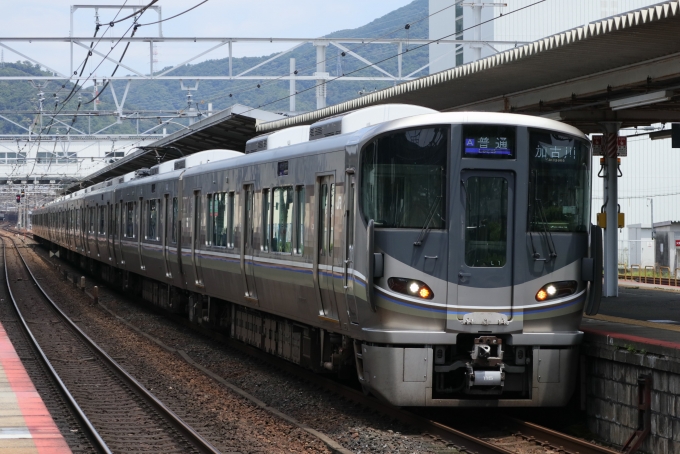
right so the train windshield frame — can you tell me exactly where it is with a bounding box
[528,128,591,233]
[360,126,449,229]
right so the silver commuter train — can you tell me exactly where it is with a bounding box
[33,106,600,407]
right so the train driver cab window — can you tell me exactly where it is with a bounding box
[528,129,591,232]
[146,199,158,240]
[125,201,135,238]
[271,187,293,253]
[360,127,448,228]
[294,186,305,255]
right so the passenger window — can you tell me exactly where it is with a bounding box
[261,189,270,252]
[319,184,327,256]
[271,187,293,253]
[89,207,94,233]
[227,192,235,249]
[171,197,178,243]
[206,194,213,245]
[99,205,105,235]
[211,192,227,247]
[125,202,135,238]
[146,199,158,240]
[114,204,119,237]
[295,186,305,255]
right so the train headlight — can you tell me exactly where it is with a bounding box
[535,281,578,302]
[388,277,434,300]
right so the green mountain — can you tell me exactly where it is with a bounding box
[0,0,430,135]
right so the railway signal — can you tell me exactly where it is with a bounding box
[16,194,20,203]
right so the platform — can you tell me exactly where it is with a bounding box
[0,322,71,453]
[582,280,680,353]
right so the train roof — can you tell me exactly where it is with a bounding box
[41,110,587,208]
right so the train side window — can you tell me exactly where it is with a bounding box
[99,205,105,235]
[114,204,119,237]
[261,189,270,252]
[295,186,305,255]
[227,192,235,249]
[271,186,293,253]
[212,192,227,247]
[146,199,158,240]
[171,197,178,243]
[206,194,213,245]
[108,205,113,236]
[89,207,95,233]
[125,201,135,238]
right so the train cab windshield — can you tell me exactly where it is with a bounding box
[360,126,448,228]
[528,129,591,232]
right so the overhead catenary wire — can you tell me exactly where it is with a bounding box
[208,0,547,114]
[204,0,463,102]
[114,0,546,164]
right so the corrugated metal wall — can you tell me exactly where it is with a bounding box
[492,0,660,47]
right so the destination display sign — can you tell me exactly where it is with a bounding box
[463,125,516,159]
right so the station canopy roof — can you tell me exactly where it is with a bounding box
[71,1,680,192]
[259,1,680,135]
[63,104,283,193]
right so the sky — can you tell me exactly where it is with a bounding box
[0,0,415,82]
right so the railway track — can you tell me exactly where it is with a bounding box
[19,233,620,454]
[1,234,221,453]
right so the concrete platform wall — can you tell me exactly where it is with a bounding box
[583,332,680,453]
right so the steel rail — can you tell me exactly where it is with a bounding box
[22,231,615,454]
[5,234,222,454]
[503,417,619,454]
[1,238,111,454]
[179,323,513,454]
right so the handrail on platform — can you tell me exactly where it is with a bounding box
[629,264,641,283]
[644,266,655,285]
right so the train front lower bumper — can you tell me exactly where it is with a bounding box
[357,331,582,407]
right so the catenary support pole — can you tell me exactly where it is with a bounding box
[290,58,296,113]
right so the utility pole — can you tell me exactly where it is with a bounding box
[648,198,655,239]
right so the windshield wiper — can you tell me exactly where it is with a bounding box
[535,198,558,259]
[414,195,442,246]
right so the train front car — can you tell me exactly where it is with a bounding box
[355,113,592,407]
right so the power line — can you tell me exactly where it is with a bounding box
[211,0,547,114]
[204,0,460,102]
[136,0,209,27]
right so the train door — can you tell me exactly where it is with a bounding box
[241,184,258,302]
[80,207,86,253]
[316,175,339,320]
[448,170,515,329]
[95,205,102,258]
[106,203,113,262]
[191,191,204,287]
[138,197,147,271]
[86,206,93,256]
[162,194,172,278]
[117,201,126,265]
[344,171,359,324]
